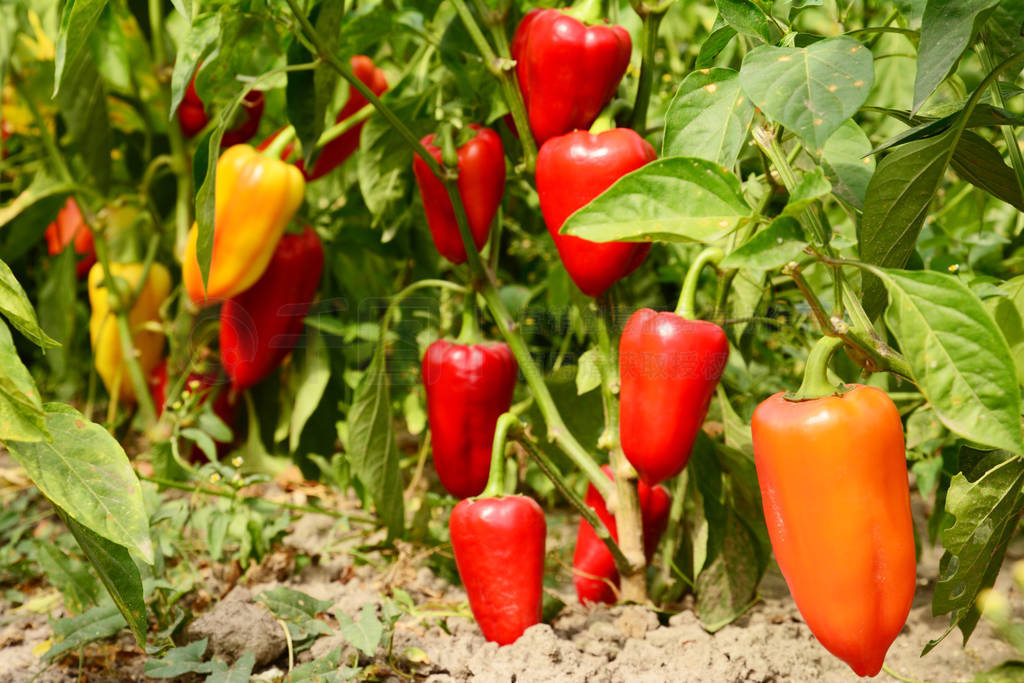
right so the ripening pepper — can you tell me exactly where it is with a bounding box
[536,129,655,298]
[752,358,915,676]
[44,197,95,278]
[511,8,631,144]
[619,308,729,487]
[182,144,306,305]
[178,68,265,146]
[150,360,239,460]
[88,262,171,403]
[573,465,670,605]
[450,493,546,645]
[421,339,518,498]
[259,55,388,180]
[412,125,506,265]
[219,226,324,390]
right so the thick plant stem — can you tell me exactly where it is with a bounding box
[787,335,846,401]
[595,307,647,600]
[481,413,519,497]
[676,247,725,318]
[628,12,663,133]
[515,436,630,570]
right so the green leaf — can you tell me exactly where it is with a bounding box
[43,604,125,661]
[0,5,17,102]
[696,26,737,69]
[337,603,384,657]
[739,37,874,150]
[346,346,404,538]
[34,540,100,615]
[0,172,73,233]
[559,157,752,244]
[720,217,806,271]
[575,348,602,395]
[6,403,153,563]
[38,249,77,379]
[821,120,875,209]
[950,130,1024,210]
[858,128,958,318]
[925,453,1024,653]
[53,0,109,96]
[695,507,763,632]
[0,259,59,349]
[986,274,1024,387]
[713,0,778,43]
[168,14,220,118]
[781,167,832,217]
[290,329,331,453]
[56,48,111,191]
[914,0,999,113]
[876,268,1023,454]
[358,92,433,218]
[145,640,213,678]
[0,318,50,442]
[57,506,147,648]
[985,2,1024,64]
[286,2,343,168]
[256,586,334,644]
[662,68,755,168]
[207,651,256,683]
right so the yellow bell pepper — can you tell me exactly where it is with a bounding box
[182,144,306,304]
[88,262,171,403]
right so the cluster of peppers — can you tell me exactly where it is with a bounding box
[411,5,916,677]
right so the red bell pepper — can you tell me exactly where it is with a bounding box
[535,128,655,298]
[150,360,239,462]
[511,8,631,144]
[219,226,324,390]
[259,55,388,180]
[412,125,506,265]
[573,465,670,605]
[44,197,95,278]
[421,339,518,498]
[178,67,265,146]
[618,308,729,487]
[450,494,546,645]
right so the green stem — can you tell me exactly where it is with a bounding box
[628,12,663,133]
[456,293,481,344]
[787,335,846,401]
[481,413,519,497]
[977,39,1024,209]
[262,125,296,159]
[676,247,725,318]
[564,0,604,24]
[515,435,630,569]
[317,104,374,147]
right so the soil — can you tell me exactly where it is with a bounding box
[0,480,1019,682]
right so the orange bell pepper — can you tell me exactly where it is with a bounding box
[182,144,305,304]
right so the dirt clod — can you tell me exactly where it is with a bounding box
[183,586,286,667]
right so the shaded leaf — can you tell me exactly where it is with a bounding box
[56,50,111,190]
[950,130,1024,210]
[914,0,999,113]
[0,318,49,442]
[168,14,220,117]
[287,3,343,168]
[695,26,737,69]
[53,0,108,96]
[290,329,330,453]
[720,217,806,271]
[0,259,59,349]
[44,605,125,661]
[821,120,875,209]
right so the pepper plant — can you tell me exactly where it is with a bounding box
[2,0,1024,678]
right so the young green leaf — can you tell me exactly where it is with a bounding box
[877,268,1023,454]
[780,167,832,217]
[720,217,806,271]
[559,157,752,244]
[713,0,778,43]
[662,68,755,168]
[739,37,874,150]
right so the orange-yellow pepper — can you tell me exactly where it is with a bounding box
[182,144,305,304]
[88,262,171,403]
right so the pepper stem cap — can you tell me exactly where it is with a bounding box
[785,335,849,401]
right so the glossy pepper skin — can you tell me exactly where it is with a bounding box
[511,9,631,144]
[178,69,265,146]
[450,495,546,645]
[412,125,505,265]
[44,197,95,278]
[421,340,518,498]
[88,262,171,403]
[573,465,670,605]
[219,227,324,390]
[751,385,916,677]
[619,308,729,487]
[183,145,306,305]
[536,129,655,298]
[259,56,388,180]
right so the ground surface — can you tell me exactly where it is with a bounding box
[0,502,1019,683]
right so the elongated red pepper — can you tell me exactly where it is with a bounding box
[412,125,506,265]
[536,128,655,298]
[219,227,324,390]
[259,56,388,180]
[44,197,95,278]
[751,337,915,677]
[511,8,631,144]
[619,308,729,486]
[421,339,518,498]
[178,68,265,146]
[573,465,670,605]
